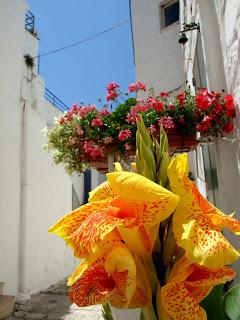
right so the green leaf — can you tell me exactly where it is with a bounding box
[143,158,155,181]
[101,303,114,320]
[136,149,143,175]
[139,136,156,179]
[153,137,162,171]
[140,310,146,320]
[137,117,153,151]
[158,152,170,187]
[223,283,240,320]
[200,284,228,320]
[159,125,169,156]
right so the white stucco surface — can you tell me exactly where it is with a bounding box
[182,0,240,283]
[131,0,184,93]
[181,0,240,213]
[0,0,79,296]
[0,0,28,296]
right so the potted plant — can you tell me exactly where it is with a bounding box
[44,82,236,174]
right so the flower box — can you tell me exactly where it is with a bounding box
[44,81,236,175]
[166,128,199,152]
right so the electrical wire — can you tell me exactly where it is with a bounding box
[35,19,129,59]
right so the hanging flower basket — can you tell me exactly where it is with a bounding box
[44,81,236,175]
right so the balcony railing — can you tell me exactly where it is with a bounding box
[25,11,35,33]
[45,88,69,112]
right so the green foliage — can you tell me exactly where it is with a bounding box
[201,283,240,320]
[200,284,228,320]
[223,284,240,320]
[44,98,136,175]
[101,303,114,320]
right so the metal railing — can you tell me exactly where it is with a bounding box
[25,11,35,33]
[45,88,69,112]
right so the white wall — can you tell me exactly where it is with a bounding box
[0,0,79,296]
[182,0,240,283]
[131,0,184,93]
[0,0,28,296]
[181,0,240,213]
[21,97,75,296]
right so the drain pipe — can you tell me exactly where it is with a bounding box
[18,97,29,300]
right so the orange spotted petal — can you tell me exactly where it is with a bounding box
[68,230,122,286]
[185,265,235,302]
[162,282,207,320]
[104,243,136,308]
[88,181,116,202]
[173,194,240,268]
[69,265,115,307]
[107,171,179,225]
[186,179,240,235]
[168,154,240,268]
[208,211,240,235]
[68,206,136,258]
[162,256,235,320]
[48,201,109,240]
[117,225,159,255]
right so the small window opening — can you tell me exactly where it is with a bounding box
[162,1,179,28]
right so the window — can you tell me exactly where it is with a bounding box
[162,1,179,28]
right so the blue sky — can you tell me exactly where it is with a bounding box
[28,0,135,107]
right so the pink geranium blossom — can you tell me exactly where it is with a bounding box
[66,110,73,122]
[71,103,79,114]
[83,140,105,160]
[106,82,119,92]
[128,81,146,93]
[196,116,212,132]
[148,97,164,112]
[106,91,119,101]
[99,108,110,116]
[168,103,174,111]
[160,92,169,98]
[119,129,132,141]
[158,116,175,129]
[91,118,103,127]
[78,105,96,117]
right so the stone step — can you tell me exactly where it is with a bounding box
[0,283,4,295]
[0,295,15,319]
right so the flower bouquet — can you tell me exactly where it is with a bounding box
[44,82,236,174]
[49,117,240,320]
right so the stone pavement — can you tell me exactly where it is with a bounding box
[6,279,104,320]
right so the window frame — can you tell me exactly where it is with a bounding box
[160,0,180,30]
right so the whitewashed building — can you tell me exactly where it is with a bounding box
[130,0,240,281]
[0,0,97,301]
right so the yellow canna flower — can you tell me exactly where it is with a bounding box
[49,171,179,258]
[68,241,152,308]
[161,256,236,320]
[168,153,240,268]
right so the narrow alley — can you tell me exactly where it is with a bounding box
[6,280,103,320]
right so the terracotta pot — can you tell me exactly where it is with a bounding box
[88,160,108,173]
[165,128,199,152]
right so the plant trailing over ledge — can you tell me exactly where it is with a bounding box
[44,81,236,174]
[24,53,34,68]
